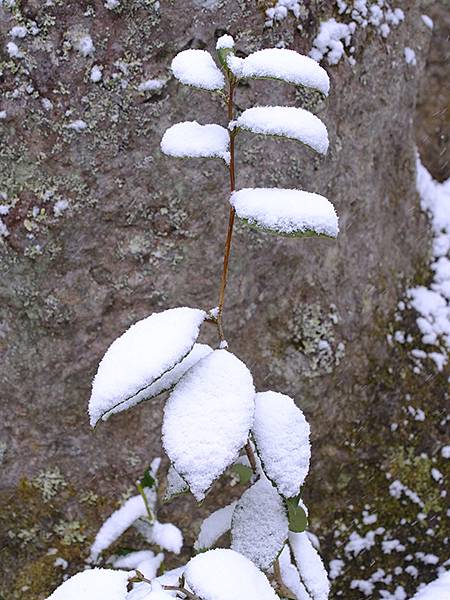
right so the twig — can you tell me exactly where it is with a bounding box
[244,440,257,474]
[163,584,201,600]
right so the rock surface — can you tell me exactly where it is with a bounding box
[0,1,448,598]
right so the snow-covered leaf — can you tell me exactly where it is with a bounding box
[231,477,288,570]
[89,494,150,562]
[289,532,330,600]
[127,581,173,600]
[278,545,312,600]
[88,307,207,426]
[46,568,131,600]
[184,548,279,600]
[230,188,338,238]
[229,48,329,95]
[252,391,311,498]
[286,497,308,533]
[171,49,225,91]
[194,501,237,551]
[235,106,329,155]
[114,550,164,581]
[216,34,235,72]
[161,122,230,163]
[162,349,255,500]
[164,464,189,501]
[151,521,183,554]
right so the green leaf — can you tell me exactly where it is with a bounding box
[286,497,308,533]
[217,47,234,72]
[232,463,253,485]
[239,217,336,239]
[140,469,156,490]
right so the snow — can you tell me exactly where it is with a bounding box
[230,188,338,238]
[89,494,148,562]
[251,391,311,498]
[0,111,6,119]
[53,199,69,216]
[407,159,450,360]
[150,521,183,554]
[100,343,213,422]
[6,41,22,58]
[404,47,417,66]
[164,465,189,500]
[184,549,279,600]
[265,0,302,26]
[421,15,433,30]
[89,307,206,426]
[195,501,237,551]
[278,545,312,600]
[105,0,120,8]
[138,79,165,92]
[161,122,230,164]
[229,49,329,95]
[9,25,27,38]
[66,119,88,131]
[77,34,95,57]
[113,550,163,580]
[235,106,329,155]
[289,532,330,600]
[46,569,131,600]
[442,446,450,459]
[411,571,450,599]
[171,49,225,91]
[216,34,234,50]
[231,477,288,570]
[162,349,255,500]
[91,65,103,82]
[309,19,355,65]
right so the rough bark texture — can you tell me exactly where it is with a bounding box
[1,1,448,598]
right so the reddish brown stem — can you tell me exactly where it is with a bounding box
[217,79,237,342]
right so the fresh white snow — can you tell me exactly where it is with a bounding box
[91,65,103,82]
[421,15,433,30]
[290,532,330,600]
[164,464,189,501]
[216,34,234,50]
[89,494,148,562]
[171,49,225,91]
[229,49,329,95]
[230,188,338,238]
[411,571,450,599]
[89,307,206,426]
[235,106,329,155]
[309,19,356,65]
[101,343,213,422]
[251,391,311,497]
[138,79,165,92]
[161,122,230,164]
[162,349,255,500]
[46,569,131,600]
[231,477,288,570]
[195,501,237,551]
[185,549,279,600]
[113,550,163,580]
[278,544,313,600]
[150,521,183,554]
[404,47,417,66]
[9,25,27,38]
[66,119,88,131]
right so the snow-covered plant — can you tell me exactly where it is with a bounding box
[47,34,338,600]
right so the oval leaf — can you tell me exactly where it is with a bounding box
[230,188,338,238]
[252,391,311,498]
[164,464,189,502]
[185,548,279,600]
[229,48,329,95]
[89,307,206,426]
[195,501,237,551]
[278,545,313,600]
[162,349,255,500]
[46,568,131,600]
[231,478,288,570]
[171,49,225,91]
[235,106,329,155]
[286,497,308,533]
[161,122,230,163]
[289,532,330,600]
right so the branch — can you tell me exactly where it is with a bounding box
[244,440,258,474]
[163,584,201,600]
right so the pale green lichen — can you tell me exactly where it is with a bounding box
[53,520,86,546]
[32,468,67,502]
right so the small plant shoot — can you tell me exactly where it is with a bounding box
[47,33,338,600]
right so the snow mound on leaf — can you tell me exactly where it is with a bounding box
[235,106,329,154]
[278,545,312,600]
[162,349,255,500]
[161,122,230,163]
[171,49,225,91]
[195,501,237,550]
[89,307,206,426]
[185,548,279,600]
[231,477,288,570]
[46,569,131,600]
[230,188,338,238]
[151,521,183,554]
[231,48,329,95]
[252,391,311,498]
[290,532,330,600]
[411,571,450,599]
[114,550,163,581]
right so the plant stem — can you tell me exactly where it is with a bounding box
[217,78,237,343]
[136,481,155,523]
[245,441,257,474]
[163,584,201,600]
